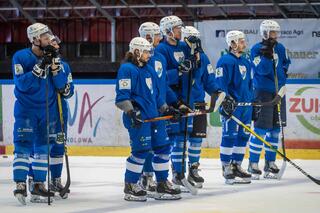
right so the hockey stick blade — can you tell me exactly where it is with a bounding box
[181,178,198,195]
[277,160,287,180]
[213,92,226,112]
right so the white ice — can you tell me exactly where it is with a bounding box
[1,156,320,213]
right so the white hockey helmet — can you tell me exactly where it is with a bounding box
[260,20,280,40]
[181,26,200,40]
[129,37,153,58]
[226,30,246,47]
[159,15,183,36]
[27,23,52,43]
[139,22,161,44]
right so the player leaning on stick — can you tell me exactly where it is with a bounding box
[180,26,220,188]
[115,37,182,202]
[28,34,74,199]
[248,20,291,179]
[12,23,69,205]
[215,30,253,185]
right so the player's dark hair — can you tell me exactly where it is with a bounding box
[124,51,139,66]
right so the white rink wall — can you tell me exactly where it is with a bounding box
[1,79,319,148]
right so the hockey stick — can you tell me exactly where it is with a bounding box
[143,87,286,123]
[272,58,287,180]
[57,93,71,198]
[230,115,320,185]
[45,68,51,205]
[180,40,198,195]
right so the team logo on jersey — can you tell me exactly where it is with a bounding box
[215,67,223,78]
[239,65,247,80]
[14,64,24,75]
[253,56,261,66]
[145,77,153,94]
[155,60,163,78]
[173,51,184,63]
[207,64,214,74]
[67,73,73,83]
[119,79,131,90]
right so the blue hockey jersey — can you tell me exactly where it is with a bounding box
[12,48,68,109]
[192,53,218,102]
[215,52,253,102]
[251,42,291,92]
[155,39,191,105]
[148,51,175,105]
[115,62,165,119]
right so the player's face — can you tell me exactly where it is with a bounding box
[140,50,151,62]
[173,26,182,40]
[269,31,278,40]
[153,33,161,47]
[237,38,247,52]
[145,34,153,44]
[36,33,52,47]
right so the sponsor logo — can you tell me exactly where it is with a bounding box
[279,29,304,38]
[216,29,258,38]
[289,87,320,135]
[286,49,319,59]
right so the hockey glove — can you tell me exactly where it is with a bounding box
[32,63,47,79]
[260,38,277,59]
[127,110,143,128]
[178,59,193,73]
[162,106,183,122]
[220,96,236,119]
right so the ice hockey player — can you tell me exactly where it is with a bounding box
[180,26,220,188]
[28,34,74,199]
[115,37,182,201]
[248,20,290,179]
[138,22,179,197]
[215,30,253,185]
[12,23,69,204]
[156,15,197,190]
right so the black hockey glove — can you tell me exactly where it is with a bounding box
[186,36,203,53]
[260,38,277,59]
[43,45,59,58]
[162,106,183,122]
[178,59,193,73]
[127,110,143,128]
[220,96,236,119]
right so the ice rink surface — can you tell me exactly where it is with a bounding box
[1,156,320,213]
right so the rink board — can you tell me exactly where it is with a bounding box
[0,79,319,158]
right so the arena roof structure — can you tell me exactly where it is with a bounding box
[0,0,319,22]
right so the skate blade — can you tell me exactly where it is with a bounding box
[154,193,181,200]
[30,194,54,203]
[225,178,251,185]
[14,194,26,205]
[124,194,147,202]
[263,172,279,179]
[172,184,190,193]
[146,191,156,198]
